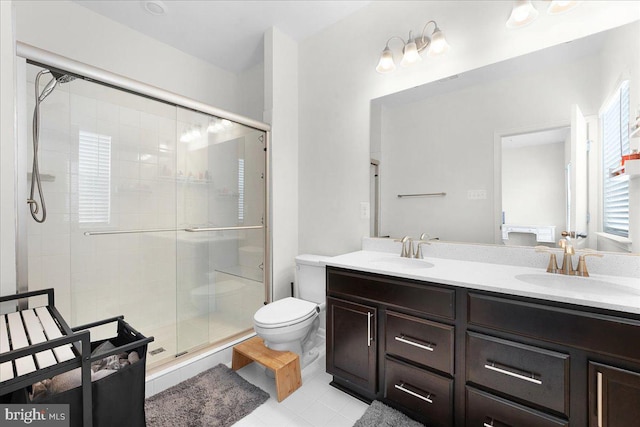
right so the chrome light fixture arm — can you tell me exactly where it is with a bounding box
[416,20,438,52]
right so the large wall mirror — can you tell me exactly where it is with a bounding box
[370,20,639,252]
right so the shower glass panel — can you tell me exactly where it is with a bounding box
[175,107,265,355]
[22,62,267,369]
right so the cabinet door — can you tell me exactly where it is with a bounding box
[589,362,640,427]
[327,297,377,393]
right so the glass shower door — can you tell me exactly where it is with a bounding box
[175,107,265,356]
[22,62,268,370]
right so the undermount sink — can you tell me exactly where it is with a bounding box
[371,257,434,269]
[515,273,638,296]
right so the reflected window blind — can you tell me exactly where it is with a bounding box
[601,81,630,237]
[238,158,245,223]
[79,131,112,224]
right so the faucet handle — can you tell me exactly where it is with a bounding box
[536,246,559,272]
[575,252,604,277]
[394,236,412,258]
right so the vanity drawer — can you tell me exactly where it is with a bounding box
[466,332,570,416]
[466,387,569,427]
[385,357,453,427]
[327,267,455,320]
[468,293,640,362]
[385,311,454,374]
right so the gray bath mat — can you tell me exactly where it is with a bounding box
[353,400,424,427]
[145,363,269,427]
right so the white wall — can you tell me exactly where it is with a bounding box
[238,62,266,124]
[502,142,565,232]
[264,28,299,300]
[14,1,240,113]
[0,1,17,299]
[298,0,640,256]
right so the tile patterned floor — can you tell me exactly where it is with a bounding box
[233,352,369,427]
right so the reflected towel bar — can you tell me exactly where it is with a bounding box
[84,225,264,236]
[185,225,264,232]
[397,192,446,198]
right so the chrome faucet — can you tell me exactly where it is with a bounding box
[413,232,432,259]
[395,236,414,258]
[395,233,436,258]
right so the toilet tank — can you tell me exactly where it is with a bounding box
[294,254,330,304]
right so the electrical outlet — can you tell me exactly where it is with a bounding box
[467,189,487,200]
[360,201,370,219]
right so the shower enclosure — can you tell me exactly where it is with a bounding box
[17,50,269,369]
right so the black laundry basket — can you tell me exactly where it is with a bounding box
[30,316,153,427]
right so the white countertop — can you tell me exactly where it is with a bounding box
[324,250,640,315]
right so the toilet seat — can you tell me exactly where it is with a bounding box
[254,297,318,329]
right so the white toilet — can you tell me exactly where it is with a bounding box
[253,254,328,367]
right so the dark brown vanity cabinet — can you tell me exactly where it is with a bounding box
[326,266,640,426]
[326,297,377,393]
[326,267,455,426]
[468,293,640,426]
[588,362,640,427]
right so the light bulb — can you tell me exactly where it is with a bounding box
[428,28,450,56]
[506,0,539,29]
[547,0,581,15]
[376,47,396,74]
[400,41,421,67]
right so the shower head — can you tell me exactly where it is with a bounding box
[50,70,76,84]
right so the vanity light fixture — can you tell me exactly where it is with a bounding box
[376,20,450,74]
[506,0,582,28]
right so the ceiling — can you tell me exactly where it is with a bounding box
[73,0,371,74]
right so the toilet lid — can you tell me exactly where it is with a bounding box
[254,297,318,329]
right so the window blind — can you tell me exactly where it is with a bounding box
[79,131,112,224]
[238,158,245,223]
[601,81,630,237]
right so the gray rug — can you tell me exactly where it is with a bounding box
[354,400,424,427]
[145,363,269,427]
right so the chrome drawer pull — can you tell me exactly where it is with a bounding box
[395,335,434,352]
[484,362,542,385]
[394,382,433,404]
[597,371,603,427]
[367,312,373,347]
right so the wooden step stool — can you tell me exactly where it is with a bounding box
[232,336,302,402]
